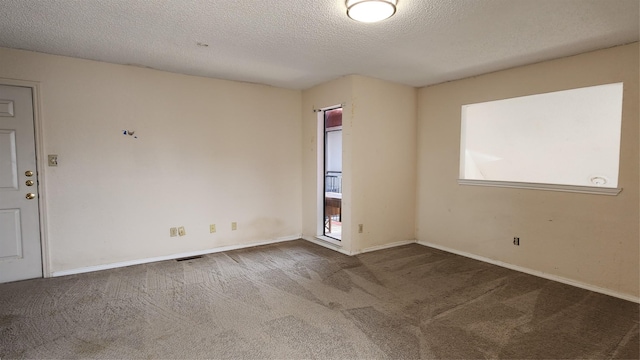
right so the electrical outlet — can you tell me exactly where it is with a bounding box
[210,224,216,233]
[358,224,363,233]
[231,222,237,231]
[178,226,186,236]
[48,154,58,167]
[170,227,177,237]
[513,237,520,246]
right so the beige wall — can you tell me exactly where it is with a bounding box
[0,47,302,273]
[301,76,355,252]
[417,43,639,298]
[301,75,417,253]
[350,76,417,252]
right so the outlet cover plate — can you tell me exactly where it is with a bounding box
[48,154,58,166]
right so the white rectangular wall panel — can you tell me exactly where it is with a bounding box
[460,83,623,189]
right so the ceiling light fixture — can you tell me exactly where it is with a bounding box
[346,0,397,23]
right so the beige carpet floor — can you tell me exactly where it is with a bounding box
[0,240,638,359]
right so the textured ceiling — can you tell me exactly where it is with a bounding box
[0,0,638,89]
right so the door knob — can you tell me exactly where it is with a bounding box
[25,170,34,177]
[26,193,35,200]
[26,180,34,186]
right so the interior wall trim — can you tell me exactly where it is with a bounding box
[359,239,417,254]
[51,235,302,277]
[303,236,353,255]
[302,237,417,256]
[417,240,639,304]
[457,179,622,196]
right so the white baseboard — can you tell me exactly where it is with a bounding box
[302,237,417,256]
[302,236,353,255]
[417,240,639,304]
[359,239,417,254]
[51,235,638,303]
[51,235,302,277]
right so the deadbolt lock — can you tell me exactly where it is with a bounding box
[25,180,34,186]
[25,170,34,177]
[26,193,36,200]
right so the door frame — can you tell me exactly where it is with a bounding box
[0,78,51,278]
[316,105,343,246]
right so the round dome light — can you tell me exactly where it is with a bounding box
[346,0,397,23]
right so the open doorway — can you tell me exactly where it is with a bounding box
[323,107,342,240]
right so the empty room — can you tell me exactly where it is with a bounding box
[0,0,638,358]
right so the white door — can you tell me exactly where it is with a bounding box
[0,84,42,283]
